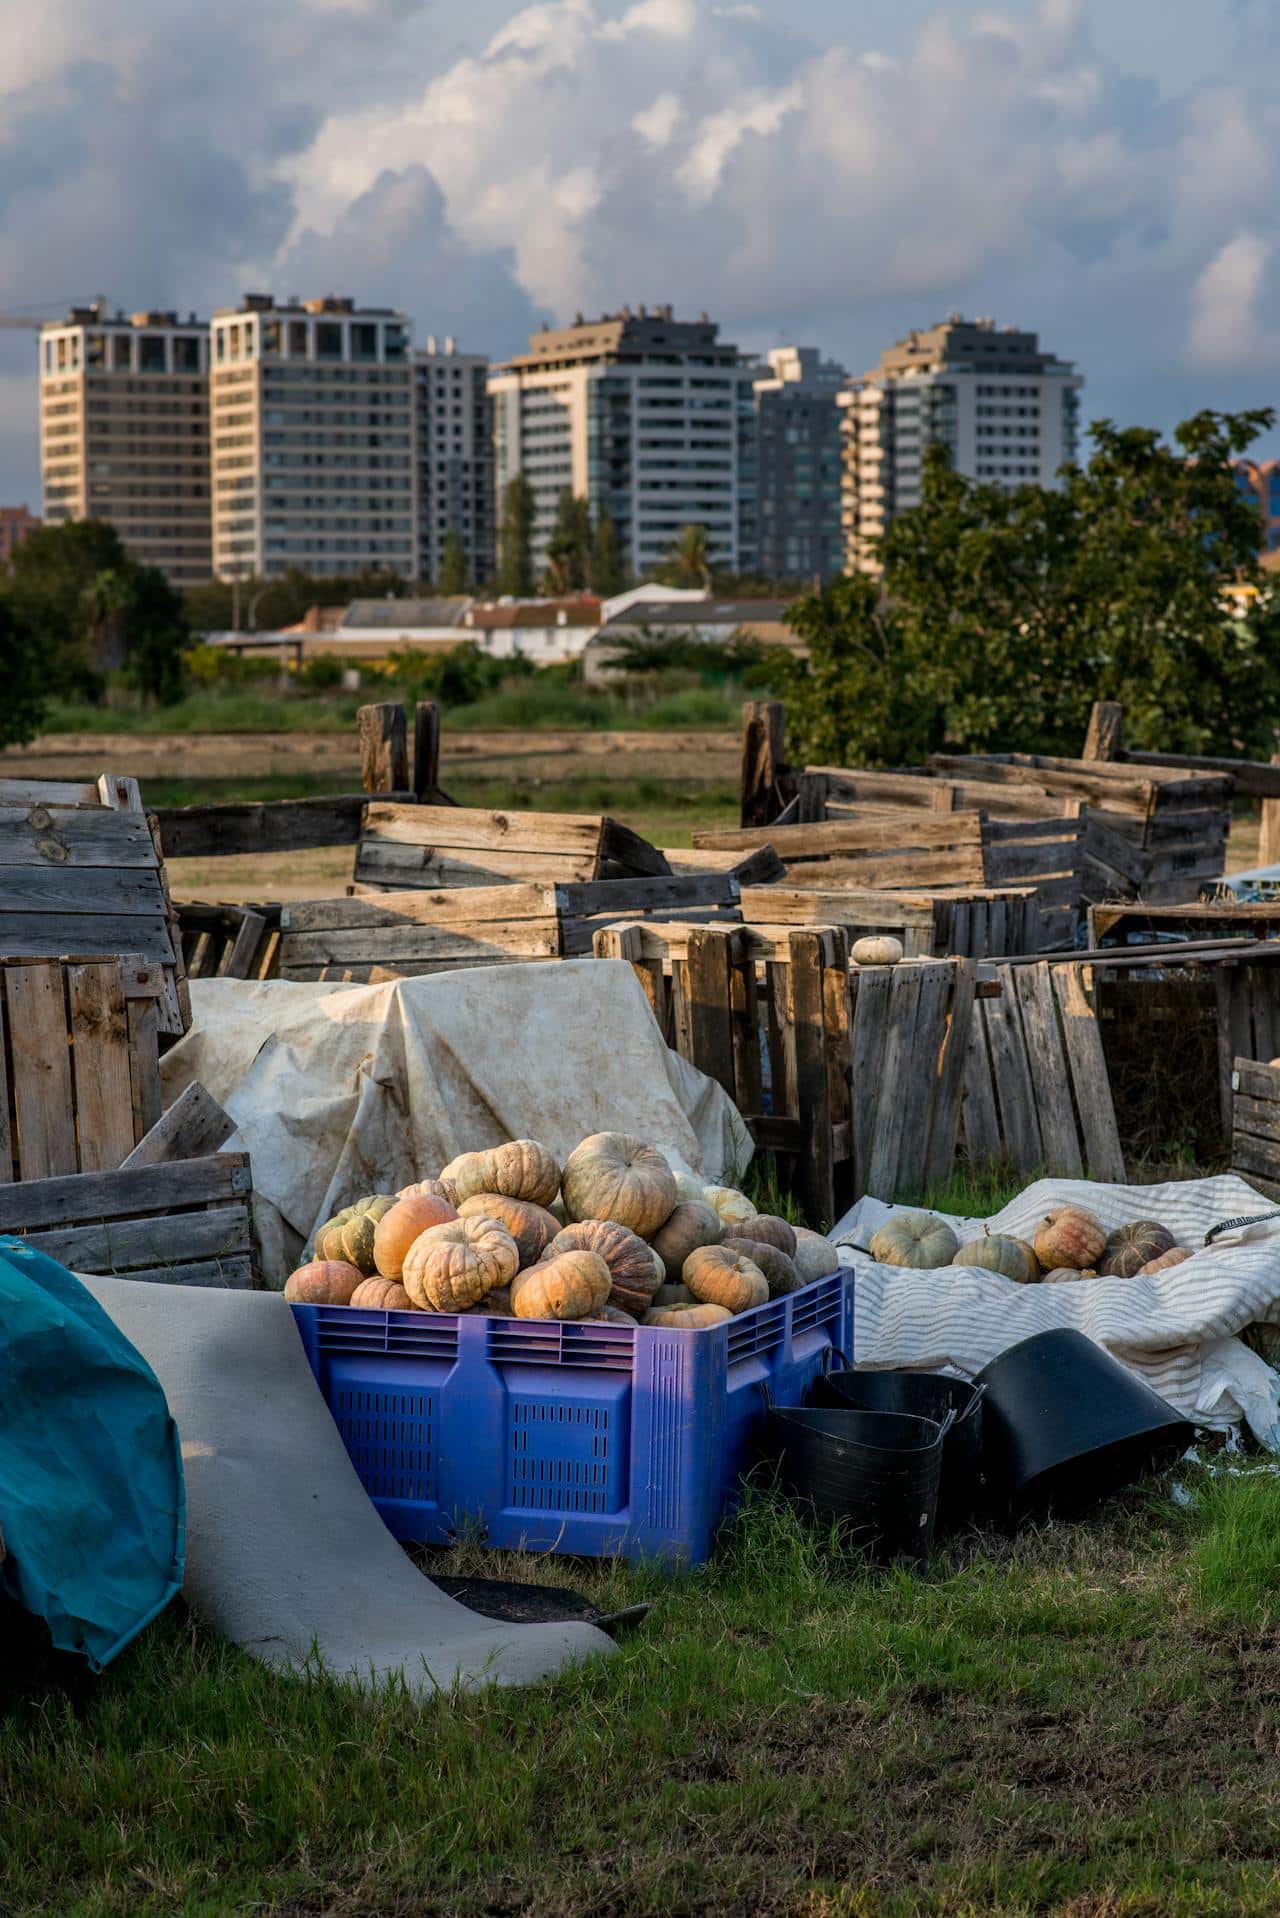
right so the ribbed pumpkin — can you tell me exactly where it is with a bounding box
[735,1213,797,1258]
[511,1249,611,1322]
[792,1227,837,1284]
[851,935,903,966]
[283,1260,364,1304]
[671,1169,709,1205]
[591,1303,637,1327]
[349,1275,415,1311]
[722,1236,799,1298]
[398,1176,459,1208]
[953,1234,1039,1284]
[683,1244,769,1315]
[402,1215,520,1312]
[457,1193,560,1267]
[643,1302,733,1330]
[440,1140,561,1208]
[1033,1207,1106,1273]
[869,1210,958,1270]
[649,1200,722,1281]
[1041,1267,1092,1284]
[338,1196,397,1274]
[561,1133,676,1236]
[540,1220,663,1319]
[373,1192,458,1279]
[652,1281,695,1307]
[701,1185,757,1230]
[314,1208,354,1263]
[1139,1245,1194,1275]
[1099,1220,1176,1279]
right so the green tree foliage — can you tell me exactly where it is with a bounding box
[0,595,46,747]
[543,490,593,594]
[498,475,536,597]
[783,409,1280,765]
[589,506,625,596]
[8,519,190,704]
[662,522,711,589]
[438,530,469,595]
[184,564,406,634]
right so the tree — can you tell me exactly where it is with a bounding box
[117,562,189,704]
[779,575,936,768]
[498,475,536,597]
[589,506,625,596]
[670,522,711,589]
[439,530,469,595]
[9,519,130,698]
[0,594,46,747]
[543,489,592,594]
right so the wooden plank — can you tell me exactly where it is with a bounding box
[983,967,1043,1171]
[929,754,1158,817]
[354,841,599,889]
[1231,1056,1280,1101]
[5,963,77,1181]
[790,930,836,1223]
[820,944,852,1173]
[306,884,555,927]
[1228,1131,1280,1187]
[0,985,11,1184]
[358,703,409,796]
[1123,749,1278,798]
[597,819,670,880]
[740,886,938,930]
[1011,965,1082,1177]
[801,848,988,888]
[740,700,790,829]
[1083,701,1125,761]
[153,793,388,859]
[0,1152,251,1233]
[764,959,798,1132]
[960,1011,1002,1166]
[0,912,174,964]
[96,774,145,814]
[127,998,163,1140]
[0,865,166,915]
[1232,1094,1280,1145]
[893,963,953,1198]
[414,700,443,802]
[1251,965,1278,1067]
[865,966,924,1199]
[363,802,606,858]
[1051,967,1126,1181]
[221,910,268,980]
[0,806,157,868]
[925,960,977,1186]
[23,1202,251,1274]
[684,929,738,1095]
[845,966,887,1192]
[120,1082,236,1170]
[104,1254,255,1290]
[282,923,562,966]
[730,945,764,1122]
[693,815,983,856]
[0,779,100,807]
[67,962,136,1174]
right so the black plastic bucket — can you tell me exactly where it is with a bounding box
[810,1366,985,1532]
[762,1403,952,1572]
[976,1329,1197,1526]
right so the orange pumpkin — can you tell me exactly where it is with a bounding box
[1139,1245,1194,1275]
[283,1260,365,1304]
[440,1140,561,1208]
[736,1213,797,1258]
[649,1200,722,1281]
[683,1244,769,1315]
[561,1132,676,1237]
[373,1192,458,1279]
[457,1193,560,1267]
[1032,1207,1106,1273]
[541,1219,664,1319]
[510,1250,612,1322]
[722,1236,799,1299]
[402,1216,520,1312]
[642,1302,733,1329]
[349,1276,415,1311]
[398,1176,459,1208]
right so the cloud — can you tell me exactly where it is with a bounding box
[1187,231,1280,367]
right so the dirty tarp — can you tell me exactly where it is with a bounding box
[161,958,747,1279]
[0,1241,184,1668]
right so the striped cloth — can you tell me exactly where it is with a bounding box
[833,1174,1280,1446]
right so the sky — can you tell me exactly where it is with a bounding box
[3,0,1280,506]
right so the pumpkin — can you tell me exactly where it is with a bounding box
[683,1244,769,1315]
[561,1132,677,1236]
[349,1275,415,1311]
[480,1286,513,1316]
[735,1213,797,1258]
[373,1193,458,1279]
[339,1196,397,1274]
[671,1170,708,1205]
[868,1210,959,1270]
[458,1193,559,1267]
[1040,1267,1094,1284]
[440,1140,561,1208]
[591,1303,637,1326]
[541,1220,663,1319]
[723,1236,799,1299]
[511,1249,611,1322]
[1099,1220,1177,1279]
[792,1226,837,1283]
[314,1207,355,1262]
[701,1185,757,1230]
[402,1215,520,1312]
[953,1234,1039,1284]
[1032,1206,1106,1273]
[398,1176,459,1208]
[643,1302,733,1330]
[283,1260,365,1304]
[653,1281,696,1307]
[1139,1245,1194,1275]
[851,934,904,967]
[649,1200,723,1281]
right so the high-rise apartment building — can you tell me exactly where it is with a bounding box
[38,303,211,587]
[839,316,1083,573]
[1231,460,1280,556]
[754,346,847,581]
[415,338,494,586]
[209,294,415,581]
[489,306,759,579]
[0,505,40,567]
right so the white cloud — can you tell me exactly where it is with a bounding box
[1187,230,1280,367]
[632,92,684,146]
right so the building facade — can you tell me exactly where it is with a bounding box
[415,338,494,586]
[0,504,40,566]
[38,303,211,587]
[209,294,415,582]
[754,346,846,581]
[490,306,760,580]
[1232,460,1280,555]
[839,316,1083,574]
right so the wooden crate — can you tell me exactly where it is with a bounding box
[354,803,670,891]
[0,774,189,1035]
[738,884,1044,959]
[1089,901,1280,949]
[0,1151,257,1288]
[178,902,281,980]
[1230,1057,1280,1196]
[0,954,168,1182]
[960,961,1125,1181]
[801,765,1066,823]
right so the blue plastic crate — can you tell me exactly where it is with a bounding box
[290,1270,851,1566]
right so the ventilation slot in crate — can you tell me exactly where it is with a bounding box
[507,1399,620,1513]
[333,1385,436,1502]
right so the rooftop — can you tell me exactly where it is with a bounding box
[496,306,738,374]
[340,597,472,630]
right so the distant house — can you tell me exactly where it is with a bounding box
[583,593,803,681]
[460,597,602,663]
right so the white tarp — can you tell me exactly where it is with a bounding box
[161,960,746,1281]
[835,1175,1280,1448]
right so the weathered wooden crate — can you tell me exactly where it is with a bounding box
[0,774,189,1036]
[0,1151,257,1288]
[1230,1057,1280,1197]
[1089,901,1280,949]
[801,765,1067,823]
[0,954,169,1182]
[177,901,281,980]
[738,884,1044,959]
[354,803,670,891]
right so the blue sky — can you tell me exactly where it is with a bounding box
[2,0,1279,507]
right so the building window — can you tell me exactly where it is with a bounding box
[351,323,377,362]
[174,336,201,373]
[315,322,343,360]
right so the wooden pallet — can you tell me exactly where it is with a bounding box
[738,884,1044,958]
[1089,901,1280,948]
[1230,1057,1280,1196]
[354,803,670,891]
[0,1151,257,1288]
[0,954,168,1182]
[960,961,1125,1181]
[177,901,281,980]
[800,765,1066,823]
[1211,958,1280,1137]
[0,774,189,1036]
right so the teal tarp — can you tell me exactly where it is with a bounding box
[0,1240,185,1668]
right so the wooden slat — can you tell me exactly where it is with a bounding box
[894,963,954,1198]
[363,802,607,857]
[0,912,175,965]
[821,944,852,1174]
[282,923,562,966]
[0,989,11,1184]
[790,930,837,1223]
[694,814,983,857]
[797,848,988,887]
[1010,965,1081,1178]
[354,842,599,888]
[764,959,797,1134]
[925,960,977,1186]
[0,865,166,914]
[0,806,157,868]
[1228,1131,1280,1187]
[127,998,163,1140]
[108,1254,255,1289]
[120,1082,236,1170]
[598,819,671,880]
[223,911,268,980]
[358,703,410,796]
[865,966,924,1199]
[0,779,100,807]
[23,1202,251,1274]
[302,884,556,928]
[983,967,1043,1170]
[67,962,136,1174]
[1232,1057,1280,1101]
[1083,700,1125,761]
[153,793,389,859]
[0,1152,251,1233]
[730,944,764,1122]
[960,1013,1002,1166]
[1051,967,1126,1181]
[684,929,737,1095]
[848,966,891,1193]
[1232,1093,1280,1145]
[5,964,77,1181]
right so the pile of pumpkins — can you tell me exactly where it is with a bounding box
[283,1131,835,1329]
[867,1205,1194,1283]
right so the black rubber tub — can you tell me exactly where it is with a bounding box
[976,1329,1196,1526]
[762,1404,952,1572]
[810,1367,985,1532]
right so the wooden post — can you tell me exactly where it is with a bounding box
[740,700,787,829]
[1258,755,1280,869]
[1083,701,1125,762]
[413,701,442,802]
[358,703,409,795]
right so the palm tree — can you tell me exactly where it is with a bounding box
[672,523,711,589]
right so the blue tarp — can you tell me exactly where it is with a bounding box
[0,1240,185,1669]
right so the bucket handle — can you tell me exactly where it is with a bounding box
[821,1344,852,1377]
[935,1406,957,1446]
